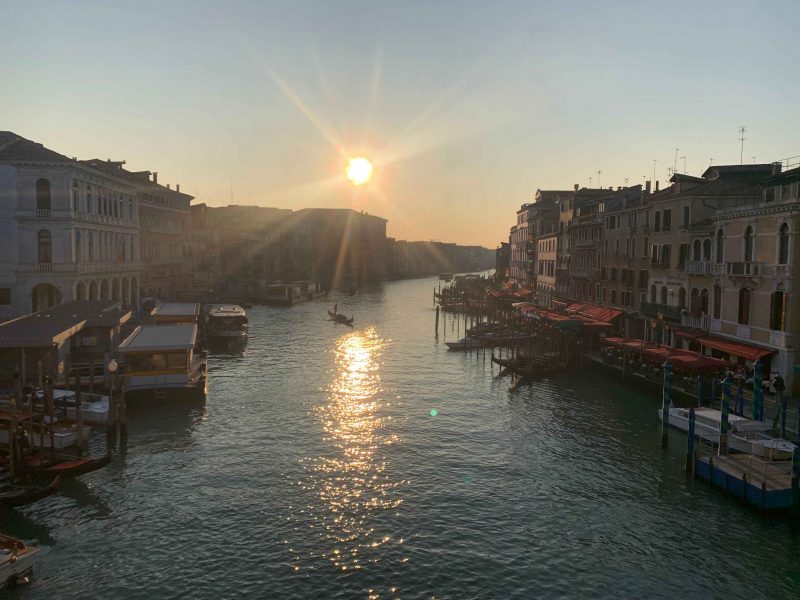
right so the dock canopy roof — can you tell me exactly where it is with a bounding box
[118,324,198,353]
[697,336,773,361]
[565,303,622,323]
[601,337,731,371]
[0,300,130,349]
[151,303,200,318]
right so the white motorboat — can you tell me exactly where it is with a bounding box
[657,406,791,455]
[0,534,39,589]
[445,338,484,351]
[206,304,248,340]
[48,389,109,425]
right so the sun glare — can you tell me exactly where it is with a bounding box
[346,157,373,185]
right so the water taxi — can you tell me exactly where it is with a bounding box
[117,323,207,402]
[206,305,248,341]
[0,534,40,589]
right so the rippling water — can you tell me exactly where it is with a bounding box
[5,277,800,598]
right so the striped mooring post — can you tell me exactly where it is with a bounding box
[737,384,745,417]
[661,360,672,449]
[686,407,696,473]
[753,359,763,421]
[696,375,703,406]
[711,378,718,410]
[720,394,730,455]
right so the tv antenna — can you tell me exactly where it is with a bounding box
[589,176,592,187]
[597,170,602,188]
[673,147,679,173]
[738,125,747,164]
[652,159,657,185]
[752,155,756,164]
[681,155,687,173]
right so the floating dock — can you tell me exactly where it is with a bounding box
[695,453,795,511]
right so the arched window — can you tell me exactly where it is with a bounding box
[716,230,724,264]
[37,230,52,264]
[700,288,709,314]
[770,286,787,331]
[650,284,656,303]
[631,238,636,257]
[693,240,702,261]
[75,230,81,263]
[779,223,789,265]
[643,236,649,257]
[691,288,700,316]
[660,286,668,305]
[678,287,686,308]
[36,178,51,211]
[713,285,721,319]
[71,181,79,211]
[738,287,751,325]
[86,185,93,214]
[88,230,94,261]
[703,239,712,261]
[744,226,754,262]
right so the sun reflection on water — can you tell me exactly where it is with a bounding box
[293,327,404,579]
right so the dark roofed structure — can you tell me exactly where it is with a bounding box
[0,131,73,164]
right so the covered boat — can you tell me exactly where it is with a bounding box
[206,305,248,340]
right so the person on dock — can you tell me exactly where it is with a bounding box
[774,374,785,396]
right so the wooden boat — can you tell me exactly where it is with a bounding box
[491,353,565,378]
[0,411,92,451]
[445,338,483,351]
[0,533,39,589]
[13,451,113,478]
[0,476,60,509]
[327,310,354,325]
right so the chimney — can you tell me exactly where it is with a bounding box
[645,180,651,194]
[167,184,171,190]
[153,172,158,184]
[176,184,180,193]
[574,184,579,191]
[655,180,660,192]
[772,161,782,176]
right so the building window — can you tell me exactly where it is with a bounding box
[693,240,702,261]
[75,230,81,263]
[661,244,671,268]
[703,239,711,261]
[771,288,787,331]
[779,223,789,264]
[611,289,617,304]
[679,287,686,308]
[663,209,672,231]
[654,211,661,232]
[738,287,751,325]
[660,286,668,305]
[716,230,724,264]
[678,243,689,269]
[650,284,656,303]
[36,178,51,211]
[0,288,10,305]
[682,205,690,227]
[72,181,79,211]
[631,238,636,257]
[37,229,52,264]
[700,289,709,314]
[744,226,754,262]
[713,285,721,319]
[643,237,649,257]
[765,188,776,202]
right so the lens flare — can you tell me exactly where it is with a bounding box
[346,157,373,185]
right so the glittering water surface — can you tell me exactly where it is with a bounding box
[5,277,800,599]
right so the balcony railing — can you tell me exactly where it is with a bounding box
[641,301,683,321]
[680,313,709,331]
[760,264,791,278]
[35,209,52,218]
[37,262,52,272]
[684,260,713,275]
[726,261,760,276]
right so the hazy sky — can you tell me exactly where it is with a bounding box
[4,1,800,247]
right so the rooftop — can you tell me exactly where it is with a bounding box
[118,324,198,353]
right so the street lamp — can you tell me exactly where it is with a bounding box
[107,358,118,374]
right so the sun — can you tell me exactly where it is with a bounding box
[346,157,373,185]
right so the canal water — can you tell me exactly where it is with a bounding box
[5,276,800,599]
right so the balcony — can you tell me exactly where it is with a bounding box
[680,313,709,331]
[684,260,713,275]
[35,209,52,218]
[770,331,793,347]
[726,261,760,277]
[760,264,792,278]
[641,301,683,321]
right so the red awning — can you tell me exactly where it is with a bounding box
[674,329,703,340]
[698,337,773,361]
[565,302,623,323]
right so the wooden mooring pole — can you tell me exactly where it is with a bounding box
[661,360,672,448]
[435,306,440,338]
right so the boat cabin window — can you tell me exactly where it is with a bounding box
[128,352,187,371]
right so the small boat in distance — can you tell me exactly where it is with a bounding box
[0,533,40,589]
[327,310,354,326]
[206,304,248,341]
[445,338,483,351]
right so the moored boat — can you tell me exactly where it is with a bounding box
[14,451,113,478]
[117,323,207,402]
[0,476,60,509]
[0,534,39,589]
[445,338,483,351]
[206,304,248,341]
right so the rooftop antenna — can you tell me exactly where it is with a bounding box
[673,147,679,173]
[738,125,747,165]
[624,177,629,185]
[589,176,592,187]
[597,170,602,188]
[752,155,756,164]
[709,158,714,167]
[652,159,658,185]
[681,155,687,173]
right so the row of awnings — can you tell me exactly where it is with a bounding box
[565,302,623,323]
[512,302,612,329]
[673,329,773,360]
[601,337,732,371]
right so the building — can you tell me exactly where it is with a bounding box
[0,132,142,321]
[495,242,510,278]
[82,159,194,300]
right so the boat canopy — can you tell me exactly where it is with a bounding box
[118,324,197,353]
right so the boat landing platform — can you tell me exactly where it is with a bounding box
[696,453,795,510]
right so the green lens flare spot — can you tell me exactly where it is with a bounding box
[430,408,438,417]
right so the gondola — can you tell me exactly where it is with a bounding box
[327,310,354,325]
[0,476,60,509]
[26,451,112,478]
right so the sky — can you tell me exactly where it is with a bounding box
[3,0,800,247]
